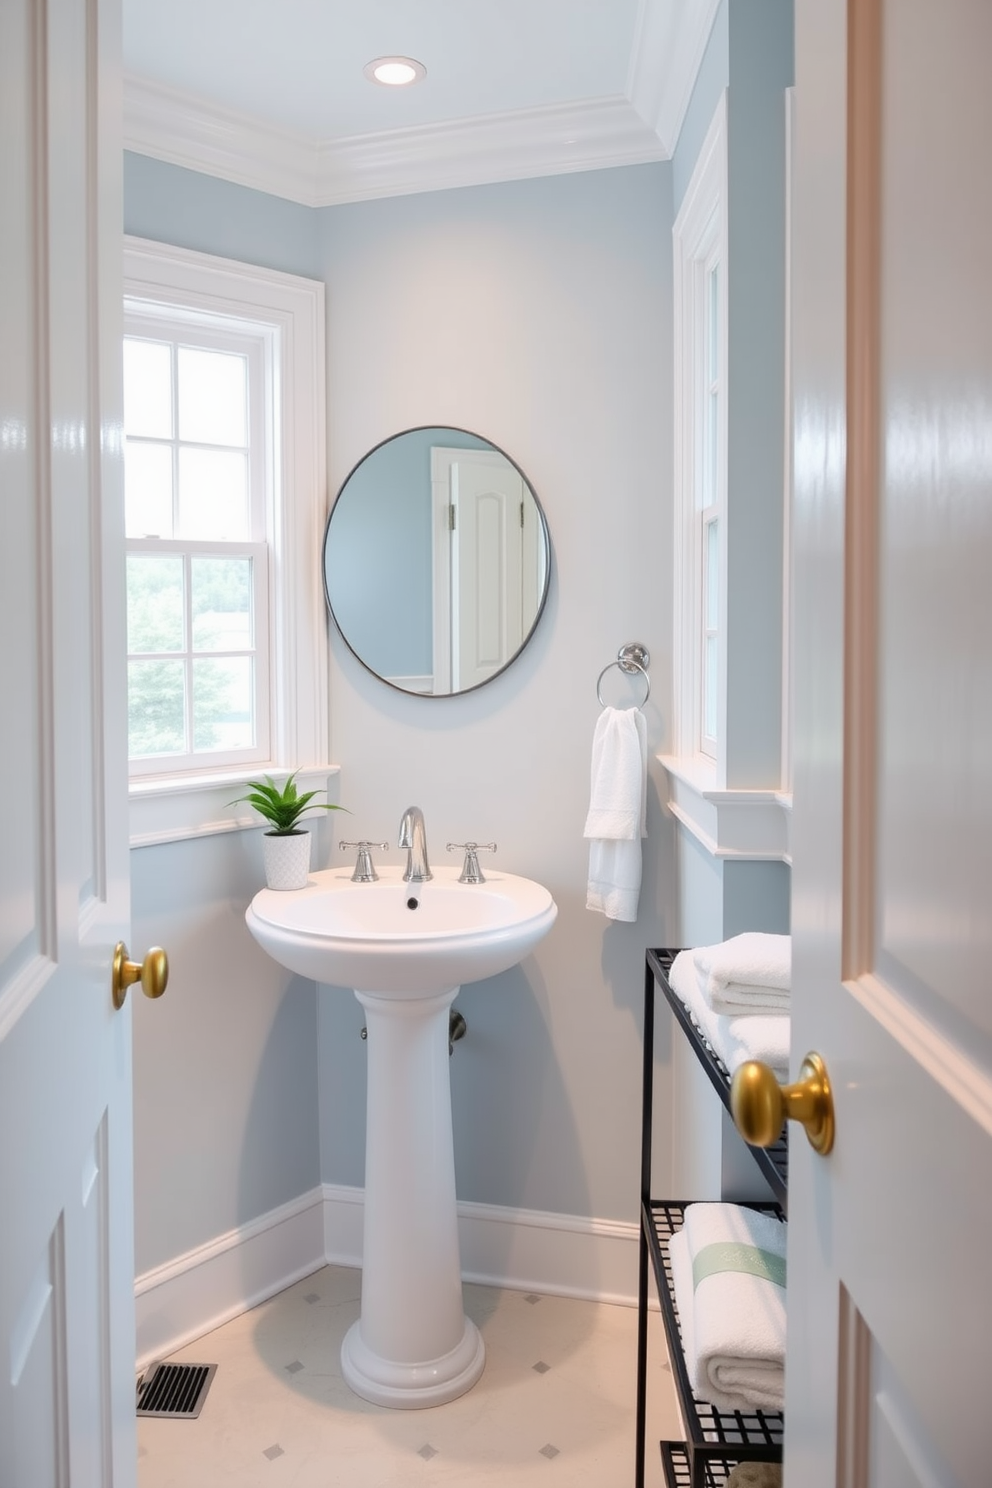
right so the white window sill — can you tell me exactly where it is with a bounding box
[129,765,342,849]
[659,754,792,863]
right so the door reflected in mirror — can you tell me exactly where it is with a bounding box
[323,428,550,696]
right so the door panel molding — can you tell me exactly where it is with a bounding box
[841,0,882,983]
[8,1219,69,1484]
[872,1352,951,1488]
[835,1285,870,1488]
[0,0,55,1032]
[32,0,58,970]
[847,971,992,1135]
[82,0,108,912]
[72,1113,113,1486]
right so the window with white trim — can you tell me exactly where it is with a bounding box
[123,237,331,846]
[673,95,728,775]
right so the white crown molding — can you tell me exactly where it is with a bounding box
[628,0,722,155]
[661,754,793,863]
[123,2,718,205]
[124,75,323,204]
[313,95,665,205]
[124,73,667,207]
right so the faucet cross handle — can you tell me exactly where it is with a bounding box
[446,841,497,884]
[340,840,388,883]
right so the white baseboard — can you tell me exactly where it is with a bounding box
[321,1183,641,1305]
[134,1184,643,1368]
[459,1198,640,1306]
[134,1188,326,1371]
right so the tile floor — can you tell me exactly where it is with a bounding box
[138,1266,681,1487]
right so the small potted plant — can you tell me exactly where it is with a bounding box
[229,772,346,890]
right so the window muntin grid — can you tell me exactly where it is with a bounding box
[124,322,270,773]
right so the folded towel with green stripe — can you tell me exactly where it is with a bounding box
[668,1202,787,1413]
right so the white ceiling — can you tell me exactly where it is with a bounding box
[122,0,719,207]
[124,0,641,140]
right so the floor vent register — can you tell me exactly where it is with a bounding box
[136,1362,217,1419]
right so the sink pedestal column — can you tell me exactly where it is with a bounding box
[341,984,485,1408]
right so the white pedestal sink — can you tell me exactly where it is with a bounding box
[245,864,557,1408]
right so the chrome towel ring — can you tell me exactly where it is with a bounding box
[596,642,650,708]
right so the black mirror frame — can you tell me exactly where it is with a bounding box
[322,426,552,698]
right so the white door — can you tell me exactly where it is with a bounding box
[451,452,526,692]
[431,447,527,693]
[787,1,992,1483]
[1,1,141,1483]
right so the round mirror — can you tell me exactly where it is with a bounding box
[323,427,551,696]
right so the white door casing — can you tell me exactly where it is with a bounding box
[788,1,992,1484]
[0,0,136,1483]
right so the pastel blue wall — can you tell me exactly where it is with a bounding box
[123,151,320,278]
[125,155,679,1265]
[673,0,794,793]
[672,0,730,216]
[312,166,676,1215]
[725,0,794,788]
[124,1,794,1257]
[668,0,794,1201]
[124,157,329,1270]
[129,829,324,1271]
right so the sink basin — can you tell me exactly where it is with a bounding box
[244,859,557,1409]
[245,864,557,993]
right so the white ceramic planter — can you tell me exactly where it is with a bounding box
[262,830,311,890]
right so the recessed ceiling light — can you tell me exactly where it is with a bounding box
[364,56,426,87]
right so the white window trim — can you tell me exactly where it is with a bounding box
[659,753,793,864]
[700,502,720,756]
[123,236,334,847]
[672,92,728,787]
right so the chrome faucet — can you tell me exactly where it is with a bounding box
[398,805,432,882]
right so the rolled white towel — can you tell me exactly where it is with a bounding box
[693,932,791,1015]
[669,950,790,1083]
[668,1202,787,1413]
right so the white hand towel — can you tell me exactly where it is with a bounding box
[668,1202,787,1413]
[584,707,647,922]
[670,950,790,1082]
[693,932,791,1014]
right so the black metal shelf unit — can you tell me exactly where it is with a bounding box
[660,1442,771,1488]
[645,1200,785,1487]
[635,950,787,1488]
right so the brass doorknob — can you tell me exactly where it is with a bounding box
[730,1051,835,1155]
[112,942,169,1011]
